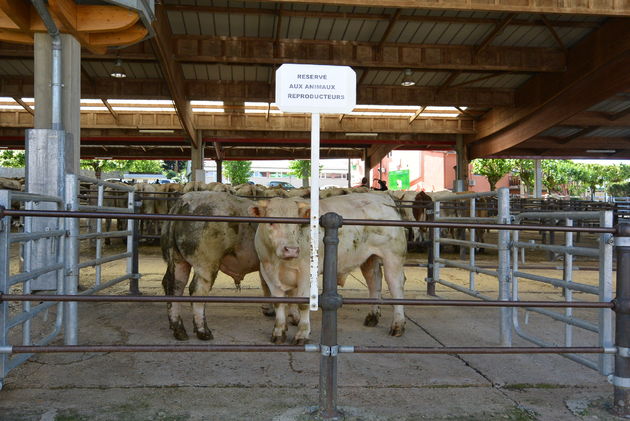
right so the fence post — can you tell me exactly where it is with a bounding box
[497,187,512,346]
[426,208,436,296]
[129,200,142,295]
[613,223,630,417]
[64,174,79,345]
[318,212,343,420]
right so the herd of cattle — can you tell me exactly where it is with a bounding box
[150,181,457,345]
[0,176,477,344]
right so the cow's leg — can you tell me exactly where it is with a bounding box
[381,255,406,337]
[259,276,275,317]
[260,266,287,344]
[360,256,382,327]
[292,285,310,345]
[189,270,217,341]
[162,260,191,341]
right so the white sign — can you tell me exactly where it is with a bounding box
[275,64,356,114]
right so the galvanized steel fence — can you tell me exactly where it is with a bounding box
[0,189,628,418]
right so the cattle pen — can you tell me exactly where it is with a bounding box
[0,184,629,420]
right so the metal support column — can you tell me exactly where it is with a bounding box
[497,187,512,346]
[129,200,142,295]
[318,212,344,420]
[64,174,78,345]
[614,223,630,416]
[534,159,542,199]
[426,208,436,296]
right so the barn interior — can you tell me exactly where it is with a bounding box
[0,0,628,170]
[0,2,629,420]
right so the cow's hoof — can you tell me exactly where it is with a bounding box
[271,332,286,344]
[363,313,379,327]
[261,305,275,317]
[170,319,189,341]
[292,337,308,346]
[195,330,214,341]
[389,324,405,337]
[194,321,214,341]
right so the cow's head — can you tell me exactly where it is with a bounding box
[249,198,310,260]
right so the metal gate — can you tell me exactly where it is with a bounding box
[428,188,513,345]
[0,190,66,388]
[511,210,614,374]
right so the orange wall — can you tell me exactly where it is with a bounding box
[368,151,511,193]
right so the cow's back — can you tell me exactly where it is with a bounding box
[161,191,259,274]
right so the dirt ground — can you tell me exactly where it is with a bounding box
[0,230,625,421]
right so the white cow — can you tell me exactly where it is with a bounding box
[161,191,271,341]
[249,192,407,345]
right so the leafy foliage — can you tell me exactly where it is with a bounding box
[288,160,311,187]
[223,161,252,185]
[0,150,25,167]
[471,159,513,191]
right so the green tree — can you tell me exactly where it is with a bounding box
[223,161,252,185]
[288,160,311,187]
[80,159,131,180]
[127,160,164,174]
[471,159,513,191]
[512,159,535,195]
[0,150,25,167]
[541,160,571,195]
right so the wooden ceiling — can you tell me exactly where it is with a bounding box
[0,0,628,163]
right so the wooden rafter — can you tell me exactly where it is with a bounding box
[12,96,33,115]
[610,106,630,121]
[151,3,197,147]
[0,0,30,31]
[163,5,601,28]
[475,13,515,55]
[555,126,598,144]
[564,111,630,127]
[408,106,426,124]
[469,19,630,159]
[0,75,516,107]
[101,98,119,123]
[540,15,566,51]
[173,36,566,73]
[0,0,146,54]
[0,108,474,135]
[248,0,630,16]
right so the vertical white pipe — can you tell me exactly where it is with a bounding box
[534,159,542,198]
[309,113,321,311]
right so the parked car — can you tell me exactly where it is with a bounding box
[268,181,296,189]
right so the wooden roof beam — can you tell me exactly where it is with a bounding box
[151,3,197,148]
[475,13,515,55]
[12,96,33,115]
[163,5,601,28]
[468,18,630,159]
[250,0,630,16]
[0,75,515,107]
[174,36,566,73]
[564,111,630,127]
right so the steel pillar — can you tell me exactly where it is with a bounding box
[318,212,344,420]
[613,223,630,417]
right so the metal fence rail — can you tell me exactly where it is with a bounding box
[511,210,614,374]
[0,201,628,417]
[0,191,66,384]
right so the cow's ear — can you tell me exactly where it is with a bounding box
[248,201,268,217]
[297,202,311,218]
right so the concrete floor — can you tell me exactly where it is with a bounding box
[0,245,624,421]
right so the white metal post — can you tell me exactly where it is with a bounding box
[497,187,512,346]
[309,113,321,311]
